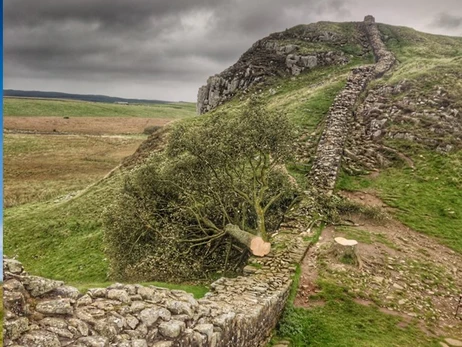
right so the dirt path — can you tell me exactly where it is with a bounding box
[295,191,462,340]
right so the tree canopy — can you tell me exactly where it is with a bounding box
[104,98,298,281]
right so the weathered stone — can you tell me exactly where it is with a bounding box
[36,299,73,315]
[45,326,74,339]
[107,289,131,303]
[138,307,161,327]
[76,336,110,347]
[5,317,30,340]
[4,291,27,315]
[21,276,64,297]
[20,330,61,347]
[137,287,155,300]
[40,317,68,330]
[166,300,193,316]
[77,294,93,306]
[51,285,81,299]
[68,318,89,336]
[88,288,107,298]
[4,278,26,292]
[75,309,97,325]
[158,320,185,338]
[125,314,140,329]
[152,342,174,347]
[4,258,25,274]
[194,324,214,341]
[130,301,148,313]
[94,319,119,339]
[132,339,148,347]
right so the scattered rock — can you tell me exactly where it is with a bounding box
[445,338,462,347]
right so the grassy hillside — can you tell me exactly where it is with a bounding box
[336,25,462,254]
[3,97,196,118]
[273,276,440,347]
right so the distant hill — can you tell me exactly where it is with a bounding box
[3,89,172,104]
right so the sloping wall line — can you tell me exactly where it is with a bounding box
[309,15,396,195]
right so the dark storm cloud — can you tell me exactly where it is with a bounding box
[4,0,460,101]
[4,0,353,100]
[3,0,218,30]
[432,13,462,29]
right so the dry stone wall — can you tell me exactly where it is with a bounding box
[309,15,396,194]
[363,15,396,77]
[3,222,310,347]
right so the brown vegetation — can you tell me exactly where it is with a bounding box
[4,116,172,135]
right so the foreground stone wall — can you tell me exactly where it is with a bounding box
[309,15,396,195]
[3,223,310,347]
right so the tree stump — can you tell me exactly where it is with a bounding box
[332,237,361,267]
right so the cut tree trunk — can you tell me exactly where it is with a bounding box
[332,237,361,267]
[225,224,271,257]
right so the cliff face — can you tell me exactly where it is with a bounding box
[197,22,371,114]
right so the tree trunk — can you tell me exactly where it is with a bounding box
[225,224,271,257]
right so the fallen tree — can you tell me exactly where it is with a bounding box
[104,97,298,281]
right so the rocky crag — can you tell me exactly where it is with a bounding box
[196,22,373,114]
[4,16,396,347]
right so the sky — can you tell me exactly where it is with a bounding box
[4,0,462,102]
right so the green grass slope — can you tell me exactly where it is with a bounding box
[338,25,462,254]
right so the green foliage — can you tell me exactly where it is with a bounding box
[3,97,196,118]
[104,98,298,281]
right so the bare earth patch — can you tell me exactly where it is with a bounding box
[4,116,172,135]
[296,193,462,340]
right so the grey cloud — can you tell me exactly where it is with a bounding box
[4,0,220,30]
[4,0,461,101]
[432,13,462,29]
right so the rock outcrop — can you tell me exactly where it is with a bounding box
[195,21,377,114]
[197,44,348,114]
